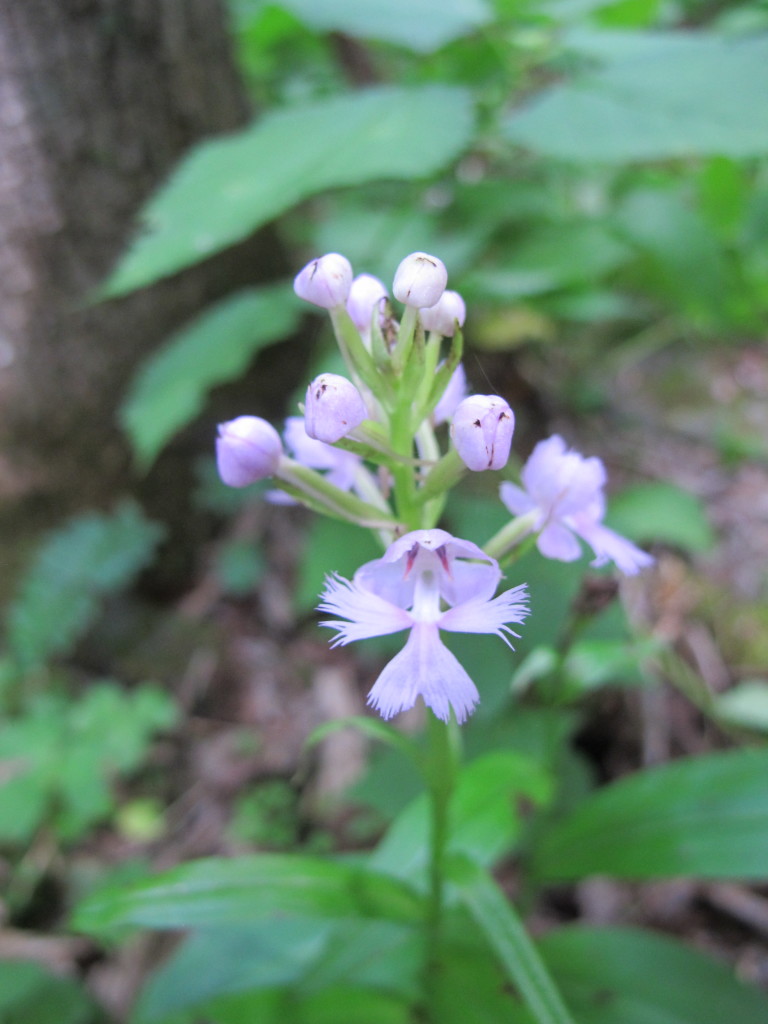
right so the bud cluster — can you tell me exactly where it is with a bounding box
[215,248,653,570]
[215,250,517,536]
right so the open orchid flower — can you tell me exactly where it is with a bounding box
[500,435,653,575]
[319,529,528,723]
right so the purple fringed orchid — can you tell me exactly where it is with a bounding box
[319,529,529,723]
[500,434,653,575]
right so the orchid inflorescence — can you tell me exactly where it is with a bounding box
[216,251,652,723]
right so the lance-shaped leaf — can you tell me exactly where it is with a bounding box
[533,748,768,881]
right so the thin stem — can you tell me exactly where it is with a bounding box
[483,510,539,562]
[422,713,460,1017]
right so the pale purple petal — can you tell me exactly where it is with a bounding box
[319,574,412,645]
[575,521,654,575]
[283,416,361,491]
[439,584,529,647]
[366,623,479,723]
[452,395,515,472]
[537,522,583,562]
[433,363,467,426]
[499,481,537,518]
[522,435,605,516]
[304,373,368,443]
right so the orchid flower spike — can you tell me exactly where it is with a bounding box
[500,434,654,575]
[294,253,353,309]
[392,252,447,309]
[319,529,529,723]
[216,416,282,487]
[304,373,368,444]
[419,289,466,337]
[452,395,515,471]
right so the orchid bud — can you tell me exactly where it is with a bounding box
[392,251,447,309]
[346,274,388,333]
[216,416,282,487]
[419,290,466,337]
[294,253,353,309]
[304,373,368,443]
[451,395,515,472]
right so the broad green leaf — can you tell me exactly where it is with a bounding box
[104,85,474,295]
[452,858,577,1024]
[0,961,95,1024]
[72,854,423,934]
[200,986,411,1024]
[533,748,768,881]
[607,481,715,553]
[133,920,334,1020]
[539,926,768,1024]
[714,680,768,733]
[6,502,164,672]
[275,0,492,52]
[505,32,768,162]
[120,285,299,468]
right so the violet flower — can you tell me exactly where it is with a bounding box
[433,363,468,426]
[452,395,515,471]
[392,252,447,309]
[294,253,353,309]
[499,434,653,574]
[419,289,466,337]
[304,373,368,444]
[216,416,282,487]
[319,529,529,723]
[346,273,389,335]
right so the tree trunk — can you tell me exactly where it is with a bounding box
[0,0,285,591]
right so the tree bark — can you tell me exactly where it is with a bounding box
[0,0,285,590]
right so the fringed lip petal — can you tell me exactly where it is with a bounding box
[317,528,528,724]
[366,623,479,724]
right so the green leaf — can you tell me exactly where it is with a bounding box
[452,858,577,1024]
[72,854,424,934]
[275,0,493,52]
[505,32,768,162]
[6,502,164,672]
[120,284,299,468]
[104,85,474,295]
[714,680,768,733]
[0,961,96,1024]
[533,748,768,881]
[607,481,715,553]
[539,925,768,1024]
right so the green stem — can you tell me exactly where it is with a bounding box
[422,713,460,1016]
[483,510,539,562]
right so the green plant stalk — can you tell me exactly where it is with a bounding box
[275,459,399,530]
[392,305,418,375]
[422,713,460,1017]
[484,510,539,561]
[330,307,394,403]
